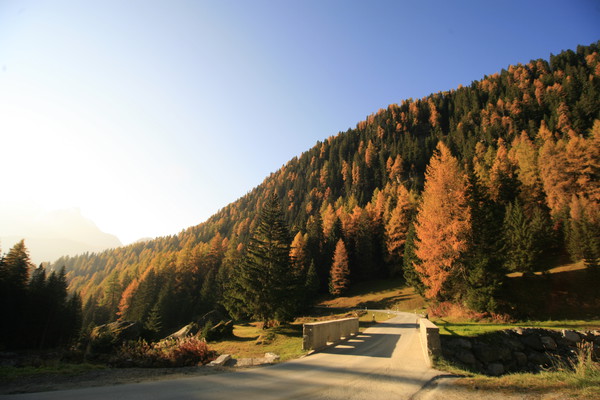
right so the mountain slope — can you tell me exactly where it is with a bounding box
[52,41,600,331]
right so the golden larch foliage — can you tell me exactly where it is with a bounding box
[385,185,413,263]
[488,138,515,202]
[329,239,350,296]
[510,131,543,206]
[414,142,471,300]
[117,278,139,320]
[290,231,308,274]
[365,140,376,168]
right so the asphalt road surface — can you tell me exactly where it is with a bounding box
[3,312,442,399]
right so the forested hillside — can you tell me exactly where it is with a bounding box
[53,42,600,335]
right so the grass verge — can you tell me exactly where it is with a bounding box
[0,362,105,381]
[434,319,600,336]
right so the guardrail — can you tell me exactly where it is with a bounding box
[302,317,359,351]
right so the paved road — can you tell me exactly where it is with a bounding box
[3,312,442,399]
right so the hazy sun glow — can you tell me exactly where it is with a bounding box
[0,0,598,245]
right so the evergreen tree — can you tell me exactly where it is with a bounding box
[144,303,163,340]
[402,223,426,296]
[0,241,33,347]
[304,260,320,305]
[225,193,295,327]
[502,201,551,273]
[3,240,32,291]
[567,195,600,268]
[462,173,505,312]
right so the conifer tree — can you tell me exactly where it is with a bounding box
[226,193,295,327]
[329,239,350,296]
[403,223,425,296]
[385,184,413,277]
[567,195,600,268]
[290,231,308,276]
[462,172,505,312]
[501,201,551,273]
[414,142,471,300]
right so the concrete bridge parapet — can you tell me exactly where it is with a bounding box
[302,317,359,351]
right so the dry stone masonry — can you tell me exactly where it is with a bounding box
[441,327,600,376]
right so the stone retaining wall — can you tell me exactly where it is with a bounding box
[302,317,359,351]
[442,327,600,376]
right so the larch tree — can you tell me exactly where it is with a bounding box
[290,231,309,286]
[509,131,544,209]
[538,138,572,218]
[329,239,350,296]
[488,138,517,204]
[385,184,413,277]
[413,142,471,300]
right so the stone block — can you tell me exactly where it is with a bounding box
[562,330,580,344]
[541,336,558,351]
[487,363,504,376]
[521,334,544,351]
[208,354,231,367]
[455,349,476,365]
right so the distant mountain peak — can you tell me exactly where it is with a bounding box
[0,206,122,264]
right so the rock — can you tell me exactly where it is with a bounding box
[487,363,504,376]
[562,330,580,344]
[198,310,227,327]
[540,336,558,351]
[264,352,280,363]
[521,334,544,351]
[89,321,142,353]
[209,320,234,340]
[208,354,231,367]
[528,351,551,367]
[473,343,501,363]
[503,336,525,351]
[455,349,477,365]
[166,323,199,340]
[513,351,528,367]
[454,338,472,349]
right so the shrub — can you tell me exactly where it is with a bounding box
[115,337,217,367]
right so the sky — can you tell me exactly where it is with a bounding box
[0,0,598,245]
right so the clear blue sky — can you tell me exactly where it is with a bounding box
[0,0,598,244]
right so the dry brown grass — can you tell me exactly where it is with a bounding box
[317,279,426,312]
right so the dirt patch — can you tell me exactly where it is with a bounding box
[0,365,228,395]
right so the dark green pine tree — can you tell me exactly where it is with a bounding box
[227,193,295,327]
[144,303,163,341]
[502,201,547,274]
[3,240,32,291]
[461,173,505,312]
[305,260,319,299]
[0,240,33,347]
[402,223,426,296]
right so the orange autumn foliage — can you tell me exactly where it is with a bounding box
[414,142,471,300]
